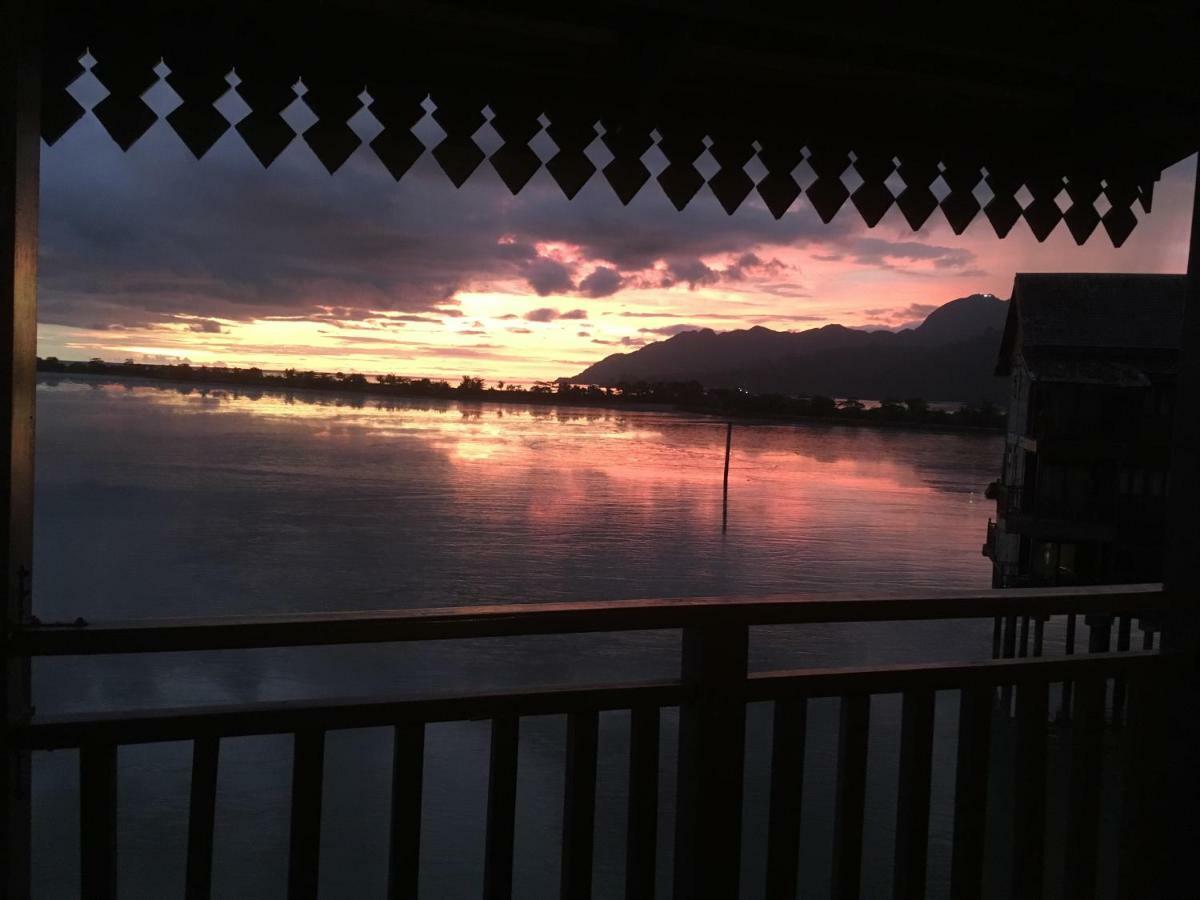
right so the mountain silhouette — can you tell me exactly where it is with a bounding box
[569,293,1008,402]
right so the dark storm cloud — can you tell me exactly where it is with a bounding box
[522,257,575,296]
[523,307,587,322]
[849,238,976,270]
[578,266,623,298]
[660,258,720,290]
[36,114,883,333]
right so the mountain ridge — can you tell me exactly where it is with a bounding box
[568,294,1009,402]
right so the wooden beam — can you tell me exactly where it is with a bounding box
[10,584,1167,657]
[1,1,40,895]
[16,654,1166,751]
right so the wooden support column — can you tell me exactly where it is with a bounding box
[1160,157,1200,896]
[1,3,40,897]
[673,623,748,900]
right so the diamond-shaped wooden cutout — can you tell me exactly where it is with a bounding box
[302,81,363,174]
[600,121,653,205]
[236,111,297,168]
[658,164,705,211]
[1060,176,1102,245]
[41,47,87,145]
[491,142,541,194]
[851,181,894,227]
[1063,202,1101,245]
[755,138,804,219]
[895,187,938,229]
[938,162,983,233]
[305,119,361,174]
[544,111,598,198]
[546,152,596,199]
[603,157,651,205]
[1102,205,1137,247]
[89,45,162,150]
[370,127,424,180]
[234,69,299,168]
[489,100,544,194]
[709,167,754,215]
[706,135,756,215]
[939,190,981,234]
[434,137,486,187]
[93,93,159,151]
[756,173,801,219]
[367,85,426,180]
[1020,175,1064,240]
[984,193,1023,238]
[167,103,230,159]
[1022,197,1062,241]
[806,175,849,223]
[165,59,232,159]
[656,124,706,211]
[430,95,486,187]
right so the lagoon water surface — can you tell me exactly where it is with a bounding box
[33,376,1006,898]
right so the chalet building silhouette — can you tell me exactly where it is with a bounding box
[986,274,1186,589]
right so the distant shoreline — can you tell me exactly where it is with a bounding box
[37,359,1005,435]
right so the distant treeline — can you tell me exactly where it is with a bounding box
[38,358,1006,431]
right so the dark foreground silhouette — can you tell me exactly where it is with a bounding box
[38,357,1006,432]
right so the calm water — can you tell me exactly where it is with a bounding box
[32,376,1005,899]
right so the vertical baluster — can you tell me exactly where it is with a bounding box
[1116,666,1169,899]
[893,689,935,900]
[1112,616,1132,726]
[992,617,1002,658]
[950,685,992,900]
[484,716,520,900]
[185,737,220,900]
[831,694,870,900]
[80,743,118,900]
[673,624,748,900]
[1064,677,1105,900]
[625,706,659,900]
[1032,616,1045,657]
[388,723,425,900]
[561,711,599,900]
[1012,680,1049,900]
[1061,614,1077,721]
[1002,615,1017,658]
[288,730,325,900]
[1086,615,1113,654]
[1018,616,1030,657]
[765,697,807,899]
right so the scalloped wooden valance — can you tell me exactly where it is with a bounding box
[36,1,1200,247]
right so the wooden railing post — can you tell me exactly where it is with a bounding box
[1158,161,1200,896]
[1,4,40,897]
[673,623,748,900]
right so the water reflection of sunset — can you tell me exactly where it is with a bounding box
[38,377,998,609]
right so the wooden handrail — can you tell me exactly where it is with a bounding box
[9,583,1166,656]
[14,652,1166,751]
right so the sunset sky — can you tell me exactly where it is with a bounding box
[37,71,1198,381]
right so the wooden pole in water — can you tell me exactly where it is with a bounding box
[722,422,732,532]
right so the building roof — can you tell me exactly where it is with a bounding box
[996,273,1187,377]
[34,2,1200,245]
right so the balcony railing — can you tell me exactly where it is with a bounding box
[7,583,1171,900]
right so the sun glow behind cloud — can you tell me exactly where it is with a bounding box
[36,106,1196,381]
